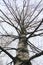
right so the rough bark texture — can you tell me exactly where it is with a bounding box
[15,29,32,65]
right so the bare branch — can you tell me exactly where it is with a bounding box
[2,0,21,27]
[0,9,14,25]
[26,8,43,28]
[27,40,41,53]
[0,47,17,53]
[0,34,19,39]
[27,19,43,39]
[0,16,20,34]
[26,29,43,35]
[29,0,42,21]
[31,32,43,37]
[0,46,14,60]
[24,0,30,17]
[0,24,8,34]
[29,51,43,61]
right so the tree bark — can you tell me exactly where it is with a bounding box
[15,34,32,65]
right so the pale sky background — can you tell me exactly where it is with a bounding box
[0,0,43,65]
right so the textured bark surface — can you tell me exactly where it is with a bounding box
[15,33,31,65]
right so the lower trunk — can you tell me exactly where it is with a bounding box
[15,34,32,65]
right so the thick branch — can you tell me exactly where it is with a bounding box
[29,51,43,61]
[26,29,43,35]
[0,47,17,53]
[0,46,14,60]
[31,32,43,37]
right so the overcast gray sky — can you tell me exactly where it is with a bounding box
[0,0,43,65]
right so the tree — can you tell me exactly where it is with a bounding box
[0,0,43,65]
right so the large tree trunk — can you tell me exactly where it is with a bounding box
[15,33,32,65]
